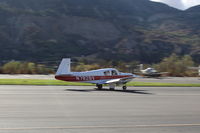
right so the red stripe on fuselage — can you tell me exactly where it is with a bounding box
[55,75,131,82]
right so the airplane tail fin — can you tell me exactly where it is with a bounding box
[56,58,71,75]
[139,64,143,71]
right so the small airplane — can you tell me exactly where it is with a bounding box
[55,58,138,90]
[134,64,168,78]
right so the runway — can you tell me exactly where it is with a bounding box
[0,85,200,133]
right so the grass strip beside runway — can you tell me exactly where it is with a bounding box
[128,82,200,87]
[0,79,91,86]
[0,79,199,87]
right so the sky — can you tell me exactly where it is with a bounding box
[151,0,200,10]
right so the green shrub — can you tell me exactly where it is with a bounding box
[0,61,54,74]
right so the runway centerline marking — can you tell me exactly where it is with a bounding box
[1,123,200,130]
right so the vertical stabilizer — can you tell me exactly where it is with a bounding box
[56,58,71,75]
[139,64,143,71]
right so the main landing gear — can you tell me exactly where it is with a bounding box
[96,84,103,90]
[109,84,115,90]
[122,85,127,90]
[96,84,127,91]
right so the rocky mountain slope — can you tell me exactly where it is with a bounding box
[0,0,199,64]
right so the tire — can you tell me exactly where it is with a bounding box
[96,84,103,90]
[122,86,127,90]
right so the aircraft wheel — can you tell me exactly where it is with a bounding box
[96,84,102,90]
[122,86,127,90]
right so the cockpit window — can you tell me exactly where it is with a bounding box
[111,70,118,75]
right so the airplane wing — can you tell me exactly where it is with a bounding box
[105,78,122,84]
[140,72,168,77]
[100,76,135,84]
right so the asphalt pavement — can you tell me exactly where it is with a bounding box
[0,85,200,133]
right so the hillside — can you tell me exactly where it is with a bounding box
[0,0,199,64]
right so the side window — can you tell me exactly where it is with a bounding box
[104,71,107,76]
[111,70,118,76]
[104,71,110,76]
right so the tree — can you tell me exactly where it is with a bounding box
[1,61,54,74]
[155,54,195,76]
[1,61,21,74]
